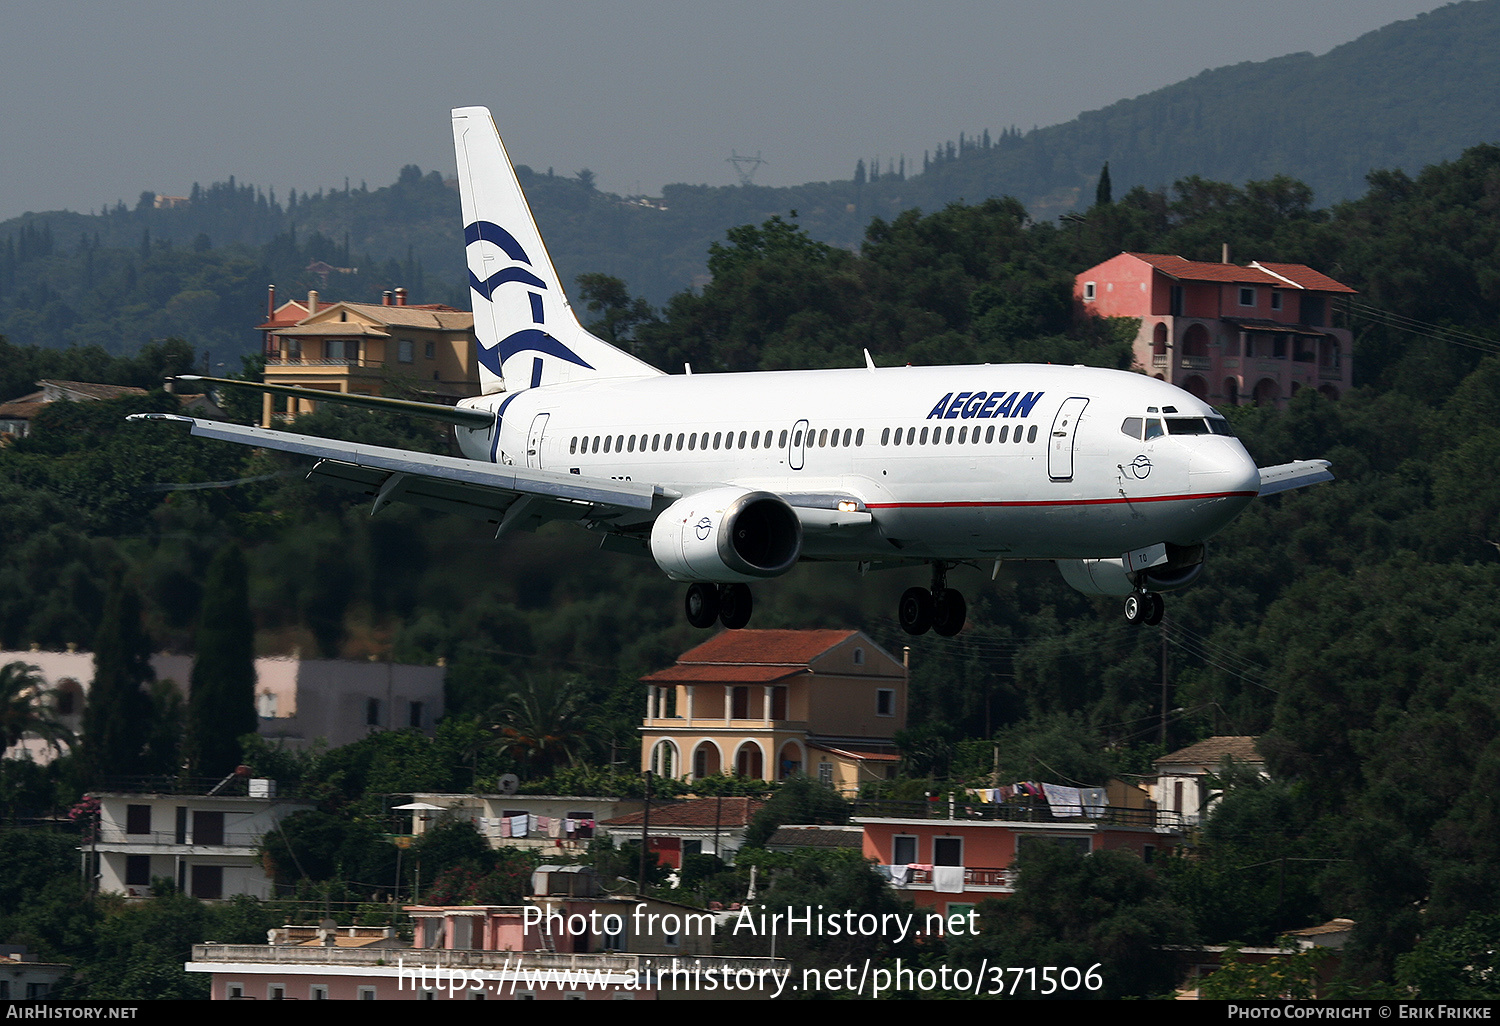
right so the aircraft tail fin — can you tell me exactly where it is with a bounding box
[452,106,662,394]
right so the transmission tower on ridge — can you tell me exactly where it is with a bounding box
[726,150,767,187]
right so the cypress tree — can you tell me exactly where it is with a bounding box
[83,573,155,784]
[187,546,257,778]
[1096,161,1113,206]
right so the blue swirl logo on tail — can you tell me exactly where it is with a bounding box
[465,220,593,378]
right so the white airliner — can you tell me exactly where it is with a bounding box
[138,106,1332,636]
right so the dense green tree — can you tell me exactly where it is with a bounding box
[486,675,590,777]
[949,843,1195,999]
[80,573,154,783]
[186,545,256,777]
[743,774,851,848]
[0,660,71,752]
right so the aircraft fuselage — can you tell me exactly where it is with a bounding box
[455,361,1259,563]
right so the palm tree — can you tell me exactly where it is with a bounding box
[485,676,588,777]
[0,661,74,756]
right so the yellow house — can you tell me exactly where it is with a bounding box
[640,629,906,793]
[259,288,477,426]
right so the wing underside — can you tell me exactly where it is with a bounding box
[130,414,665,533]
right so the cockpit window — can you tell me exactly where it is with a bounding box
[1164,416,1235,437]
[1120,417,1143,440]
[1144,418,1164,440]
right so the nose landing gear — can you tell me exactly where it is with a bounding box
[685,582,755,630]
[1124,591,1164,626]
[899,563,967,637]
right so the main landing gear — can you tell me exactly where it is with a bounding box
[899,563,967,637]
[1123,591,1164,626]
[685,582,754,630]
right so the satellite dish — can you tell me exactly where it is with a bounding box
[498,774,520,795]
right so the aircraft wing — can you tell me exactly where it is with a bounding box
[129,414,670,534]
[1257,459,1334,496]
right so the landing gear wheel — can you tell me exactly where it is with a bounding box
[1123,592,1147,625]
[932,588,967,637]
[719,583,753,630]
[1144,593,1165,626]
[899,586,934,636]
[685,583,721,628]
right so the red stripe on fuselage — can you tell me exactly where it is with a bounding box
[864,490,1258,509]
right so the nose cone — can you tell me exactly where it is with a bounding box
[1180,440,1261,542]
[1191,440,1261,498]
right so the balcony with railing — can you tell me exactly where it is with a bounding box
[850,797,1183,831]
[900,865,1017,891]
[97,827,266,847]
[191,943,788,978]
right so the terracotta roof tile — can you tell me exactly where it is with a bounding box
[640,664,805,685]
[1251,262,1358,294]
[670,629,859,666]
[1124,253,1353,294]
[603,796,766,828]
[807,742,899,762]
[36,380,149,401]
[1156,736,1262,768]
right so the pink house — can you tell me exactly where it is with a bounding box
[1075,252,1356,407]
[857,800,1183,916]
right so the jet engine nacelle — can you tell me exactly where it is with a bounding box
[650,487,803,583]
[1056,543,1205,596]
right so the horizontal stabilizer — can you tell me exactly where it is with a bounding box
[1257,459,1334,496]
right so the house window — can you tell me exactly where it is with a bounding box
[893,835,918,865]
[398,339,415,363]
[310,986,329,1000]
[568,811,595,840]
[731,687,750,719]
[125,854,151,887]
[190,865,223,899]
[934,837,963,867]
[126,804,152,835]
[819,762,833,786]
[268,984,285,1000]
[770,686,787,720]
[1083,282,1096,301]
[358,987,378,1000]
[193,810,224,846]
[424,341,436,360]
[366,698,381,726]
[1238,286,1256,307]
[1270,290,1283,311]
[853,647,865,665]
[409,701,423,728]
[226,984,244,1000]
[877,689,895,716]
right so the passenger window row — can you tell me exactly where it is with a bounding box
[571,428,788,455]
[568,422,1040,456]
[882,423,1038,446]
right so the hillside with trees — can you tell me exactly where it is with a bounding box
[4,134,1500,996]
[4,1,1500,359]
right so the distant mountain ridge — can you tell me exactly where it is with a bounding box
[1,0,1498,349]
[894,0,1500,214]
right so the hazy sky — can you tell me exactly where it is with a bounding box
[0,1,1453,221]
